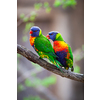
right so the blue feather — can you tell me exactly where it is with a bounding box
[55,50,68,67]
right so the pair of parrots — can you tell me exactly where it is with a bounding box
[29,26,74,72]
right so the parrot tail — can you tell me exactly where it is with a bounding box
[48,56,63,73]
[54,60,63,73]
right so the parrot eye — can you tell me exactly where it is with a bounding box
[50,33,53,35]
[34,30,37,32]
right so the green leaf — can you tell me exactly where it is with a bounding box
[31,73,36,77]
[32,78,41,87]
[31,62,35,66]
[23,17,29,22]
[53,0,77,9]
[24,23,34,32]
[41,75,56,87]
[30,16,35,21]
[46,7,52,13]
[70,0,77,6]
[74,65,80,73]
[20,13,25,19]
[25,79,32,87]
[23,97,29,100]
[22,35,28,42]
[30,11,37,16]
[17,54,21,58]
[18,84,24,92]
[31,62,41,70]
[44,2,49,8]
[62,0,77,8]
[34,96,41,100]
[34,3,42,10]
[23,96,44,100]
[54,0,61,7]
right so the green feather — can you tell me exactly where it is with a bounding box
[34,35,54,53]
[68,44,73,61]
[34,33,63,72]
[51,32,73,71]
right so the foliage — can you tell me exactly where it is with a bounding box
[74,65,80,73]
[17,53,21,58]
[18,0,77,43]
[31,62,41,71]
[23,95,45,100]
[18,84,25,92]
[22,35,28,42]
[73,45,84,73]
[20,13,25,19]
[54,0,77,8]
[24,75,56,88]
[17,54,21,70]
[34,3,42,10]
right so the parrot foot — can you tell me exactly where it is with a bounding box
[39,57,42,59]
[66,67,69,70]
[71,66,74,72]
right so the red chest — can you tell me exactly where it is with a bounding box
[30,36,36,46]
[53,41,68,52]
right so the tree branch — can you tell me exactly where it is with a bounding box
[17,44,84,83]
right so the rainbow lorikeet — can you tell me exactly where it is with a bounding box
[29,26,62,71]
[46,31,74,71]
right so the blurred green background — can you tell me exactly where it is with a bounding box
[17,0,84,100]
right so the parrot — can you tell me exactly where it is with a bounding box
[29,26,63,72]
[46,31,74,71]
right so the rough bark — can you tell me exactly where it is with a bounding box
[17,44,84,83]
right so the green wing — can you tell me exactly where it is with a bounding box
[34,35,57,58]
[68,44,73,61]
[64,44,73,70]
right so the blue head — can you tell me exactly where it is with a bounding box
[46,31,58,41]
[30,26,42,37]
[46,31,64,41]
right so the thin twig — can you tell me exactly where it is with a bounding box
[17,44,84,83]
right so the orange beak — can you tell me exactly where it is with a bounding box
[46,35,50,39]
[30,31,33,34]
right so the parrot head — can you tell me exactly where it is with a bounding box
[30,26,42,37]
[46,31,63,41]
